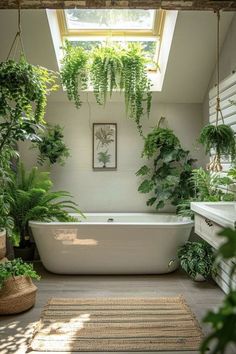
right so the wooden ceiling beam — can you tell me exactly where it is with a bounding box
[0,1,236,11]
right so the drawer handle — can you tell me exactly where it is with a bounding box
[205,218,213,227]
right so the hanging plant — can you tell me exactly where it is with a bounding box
[60,42,152,134]
[199,124,236,171]
[33,124,70,166]
[136,120,196,210]
[0,57,59,123]
[91,44,123,105]
[60,41,89,109]
[121,43,152,135]
[199,12,236,172]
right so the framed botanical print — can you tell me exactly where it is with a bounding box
[93,123,117,170]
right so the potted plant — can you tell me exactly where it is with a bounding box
[178,241,215,281]
[136,122,196,210]
[8,164,82,260]
[60,40,89,109]
[0,258,40,314]
[199,124,236,172]
[0,56,58,124]
[33,124,70,166]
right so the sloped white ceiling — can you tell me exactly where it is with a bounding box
[0,9,234,103]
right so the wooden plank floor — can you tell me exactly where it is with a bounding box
[0,263,226,354]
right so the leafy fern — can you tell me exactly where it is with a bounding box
[199,124,236,171]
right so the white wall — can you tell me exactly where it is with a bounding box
[19,100,203,212]
[203,14,236,125]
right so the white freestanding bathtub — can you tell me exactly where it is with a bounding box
[29,213,193,275]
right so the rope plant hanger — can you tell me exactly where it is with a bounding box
[199,10,236,172]
[7,1,25,60]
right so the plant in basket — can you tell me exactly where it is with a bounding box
[0,258,40,315]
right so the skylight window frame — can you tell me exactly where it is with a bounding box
[57,9,165,38]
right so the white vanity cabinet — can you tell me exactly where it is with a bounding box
[191,202,236,294]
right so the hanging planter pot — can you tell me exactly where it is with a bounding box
[199,123,236,171]
[0,5,59,127]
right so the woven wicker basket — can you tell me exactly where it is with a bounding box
[0,276,37,314]
[0,229,6,260]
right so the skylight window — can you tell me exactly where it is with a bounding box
[57,9,165,71]
[64,9,155,31]
[48,9,177,91]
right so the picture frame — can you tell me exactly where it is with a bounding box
[93,123,117,170]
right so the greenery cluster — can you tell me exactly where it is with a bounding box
[136,125,196,210]
[0,57,58,123]
[60,41,89,109]
[199,124,236,171]
[0,56,70,245]
[178,241,215,279]
[61,41,152,133]
[0,258,40,289]
[201,228,236,354]
[91,45,123,105]
[7,164,82,247]
[177,168,235,218]
[34,124,70,166]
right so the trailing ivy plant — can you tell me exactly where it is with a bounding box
[34,124,70,166]
[0,56,59,123]
[60,41,89,109]
[61,42,152,134]
[91,44,123,105]
[120,43,152,135]
[199,124,236,172]
[136,124,196,210]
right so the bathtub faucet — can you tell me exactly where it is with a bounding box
[107,218,114,222]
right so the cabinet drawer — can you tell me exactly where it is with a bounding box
[194,214,224,249]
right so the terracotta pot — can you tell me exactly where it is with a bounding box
[0,276,37,314]
[0,229,6,260]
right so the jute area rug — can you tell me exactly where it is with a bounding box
[30,296,203,352]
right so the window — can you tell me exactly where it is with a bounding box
[57,9,165,70]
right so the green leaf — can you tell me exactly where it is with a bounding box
[138,179,154,193]
[136,165,150,176]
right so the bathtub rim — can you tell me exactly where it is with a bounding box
[29,212,193,228]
